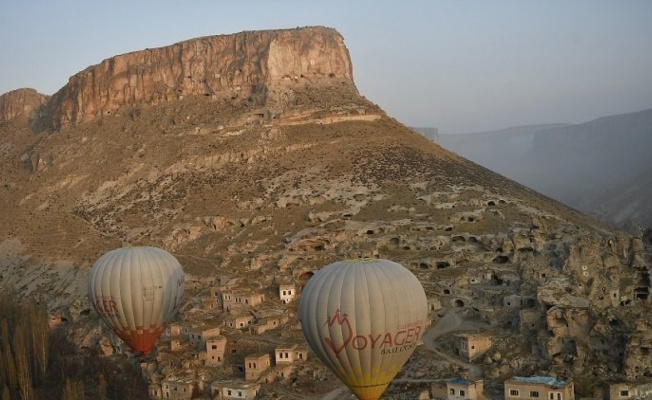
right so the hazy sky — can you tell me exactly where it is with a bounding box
[1,1,651,133]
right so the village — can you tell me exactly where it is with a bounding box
[84,259,652,400]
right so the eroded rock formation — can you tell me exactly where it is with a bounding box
[0,88,49,122]
[46,26,354,128]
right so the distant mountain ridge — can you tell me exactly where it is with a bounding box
[421,108,652,229]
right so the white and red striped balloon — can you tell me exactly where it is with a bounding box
[88,246,185,355]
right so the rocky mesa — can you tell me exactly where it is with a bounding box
[46,26,354,129]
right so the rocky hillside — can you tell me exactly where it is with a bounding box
[432,109,652,230]
[1,26,651,397]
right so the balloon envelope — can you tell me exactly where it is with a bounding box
[299,259,428,400]
[88,246,185,355]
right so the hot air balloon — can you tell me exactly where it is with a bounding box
[88,246,185,355]
[299,258,428,400]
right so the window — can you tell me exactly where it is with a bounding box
[530,391,539,398]
[557,393,562,400]
[620,391,629,397]
[212,344,217,350]
[510,389,520,396]
[283,290,287,295]
[549,393,554,400]
[460,390,466,397]
[450,389,456,395]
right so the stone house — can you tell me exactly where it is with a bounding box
[504,376,574,400]
[454,333,492,361]
[279,283,296,304]
[221,290,266,311]
[235,292,266,308]
[275,344,309,364]
[149,383,162,399]
[161,378,194,400]
[224,313,256,330]
[275,363,296,381]
[431,378,485,400]
[205,336,228,366]
[210,380,261,399]
[165,323,183,338]
[221,290,235,311]
[249,314,290,335]
[187,325,221,349]
[607,381,652,400]
[200,294,219,310]
[140,360,156,380]
[244,352,271,382]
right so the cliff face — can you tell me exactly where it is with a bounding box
[0,88,49,123]
[47,26,354,128]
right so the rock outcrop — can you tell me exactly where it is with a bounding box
[0,88,49,122]
[46,26,354,128]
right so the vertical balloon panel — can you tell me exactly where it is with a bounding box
[88,246,185,355]
[299,259,428,400]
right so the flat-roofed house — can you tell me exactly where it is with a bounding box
[210,380,260,399]
[161,378,194,400]
[431,378,485,400]
[607,381,652,400]
[504,376,574,400]
[244,353,271,382]
[249,314,289,335]
[275,344,309,364]
[187,325,221,349]
[279,283,296,304]
[454,333,492,362]
[205,336,227,367]
[224,313,255,330]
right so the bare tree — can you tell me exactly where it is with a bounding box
[13,324,34,400]
[25,301,48,382]
[0,320,17,396]
[98,374,108,400]
[61,379,84,400]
